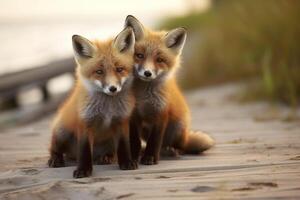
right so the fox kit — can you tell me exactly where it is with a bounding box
[125,15,215,165]
[48,27,138,178]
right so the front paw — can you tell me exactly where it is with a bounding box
[141,155,158,165]
[160,147,179,158]
[48,155,65,168]
[73,168,92,178]
[94,155,115,165]
[119,160,138,170]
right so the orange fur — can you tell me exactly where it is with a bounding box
[51,38,135,143]
[126,16,214,163]
[49,28,138,177]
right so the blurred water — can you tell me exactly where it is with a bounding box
[0,0,210,75]
[0,0,207,74]
[0,18,134,74]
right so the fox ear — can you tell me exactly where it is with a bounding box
[114,27,135,53]
[72,35,96,59]
[125,15,145,41]
[164,27,187,54]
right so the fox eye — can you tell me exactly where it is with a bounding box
[135,53,144,59]
[156,57,164,63]
[116,67,124,73]
[96,69,104,75]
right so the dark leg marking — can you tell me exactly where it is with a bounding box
[141,116,168,165]
[73,134,93,178]
[160,146,179,158]
[48,129,74,168]
[160,119,185,157]
[129,115,142,162]
[117,123,138,170]
[48,152,65,167]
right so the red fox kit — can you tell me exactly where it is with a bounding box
[48,27,138,178]
[125,15,215,165]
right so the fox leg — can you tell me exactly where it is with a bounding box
[117,121,138,170]
[73,131,93,178]
[48,128,75,168]
[129,114,142,162]
[161,119,187,157]
[94,139,115,165]
[141,113,168,165]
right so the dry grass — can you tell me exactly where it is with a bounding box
[160,0,300,107]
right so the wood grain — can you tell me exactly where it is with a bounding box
[0,84,299,199]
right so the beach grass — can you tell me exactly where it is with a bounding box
[159,0,300,107]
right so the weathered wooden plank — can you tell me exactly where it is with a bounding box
[0,93,68,128]
[0,84,299,199]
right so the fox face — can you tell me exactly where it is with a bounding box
[72,28,135,95]
[125,15,187,82]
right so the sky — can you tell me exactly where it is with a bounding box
[0,0,210,22]
[0,0,210,75]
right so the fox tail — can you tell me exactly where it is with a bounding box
[182,130,215,154]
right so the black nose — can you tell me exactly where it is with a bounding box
[109,86,117,93]
[144,71,152,77]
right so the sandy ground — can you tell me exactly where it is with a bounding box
[0,84,300,200]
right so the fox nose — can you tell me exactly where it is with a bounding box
[109,86,117,93]
[144,70,152,77]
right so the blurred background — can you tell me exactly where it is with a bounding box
[0,0,299,127]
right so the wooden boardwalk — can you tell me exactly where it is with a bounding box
[0,84,299,200]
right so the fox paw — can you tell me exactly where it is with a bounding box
[94,155,115,165]
[160,147,179,158]
[73,168,92,178]
[48,155,65,168]
[119,160,138,170]
[141,155,158,165]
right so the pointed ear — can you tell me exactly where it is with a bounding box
[164,27,187,54]
[72,35,96,60]
[125,15,145,41]
[113,27,135,53]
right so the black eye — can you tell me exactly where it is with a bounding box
[96,69,104,75]
[136,53,144,59]
[156,57,164,63]
[116,67,124,73]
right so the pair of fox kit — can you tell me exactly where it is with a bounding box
[48,15,214,178]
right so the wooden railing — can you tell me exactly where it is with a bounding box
[0,57,75,109]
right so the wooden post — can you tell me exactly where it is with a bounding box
[0,96,18,110]
[0,57,75,110]
[41,84,50,102]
